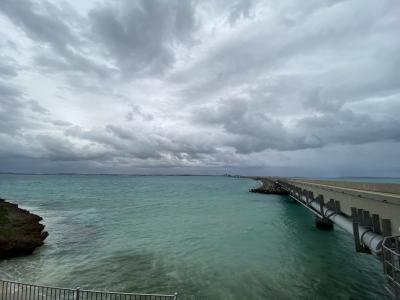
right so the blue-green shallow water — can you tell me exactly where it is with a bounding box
[0,175,390,299]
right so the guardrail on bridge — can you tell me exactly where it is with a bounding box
[383,236,400,299]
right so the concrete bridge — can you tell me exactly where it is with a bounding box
[285,179,400,234]
[266,178,400,298]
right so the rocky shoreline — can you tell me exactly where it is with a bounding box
[248,177,289,195]
[0,198,48,259]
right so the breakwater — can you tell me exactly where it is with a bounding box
[248,177,289,195]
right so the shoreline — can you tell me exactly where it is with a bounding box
[0,198,48,259]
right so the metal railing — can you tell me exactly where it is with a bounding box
[0,279,178,300]
[382,236,400,299]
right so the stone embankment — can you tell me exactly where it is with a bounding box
[0,198,48,259]
[249,177,289,195]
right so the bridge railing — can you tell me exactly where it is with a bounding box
[0,279,178,300]
[382,236,400,299]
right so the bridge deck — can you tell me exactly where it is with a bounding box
[288,179,400,236]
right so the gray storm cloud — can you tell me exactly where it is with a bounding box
[0,0,399,176]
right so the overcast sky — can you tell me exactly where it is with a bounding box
[0,0,399,176]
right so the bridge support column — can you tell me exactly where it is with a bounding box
[315,216,334,230]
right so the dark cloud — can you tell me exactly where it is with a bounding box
[89,0,196,76]
[0,0,79,51]
[0,82,26,135]
[63,123,218,163]
[0,89,51,137]
[174,0,400,105]
[0,0,198,84]
[0,0,112,79]
[0,58,19,78]
[191,96,400,154]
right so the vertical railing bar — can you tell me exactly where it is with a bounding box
[19,282,23,300]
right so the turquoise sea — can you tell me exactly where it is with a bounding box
[0,175,391,299]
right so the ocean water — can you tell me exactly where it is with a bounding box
[0,175,390,299]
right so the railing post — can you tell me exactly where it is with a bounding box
[174,292,178,300]
[352,221,362,252]
[76,287,80,300]
[382,219,392,237]
[371,214,381,234]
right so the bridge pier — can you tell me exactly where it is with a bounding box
[315,216,334,230]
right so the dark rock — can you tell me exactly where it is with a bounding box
[248,177,289,195]
[0,199,48,259]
